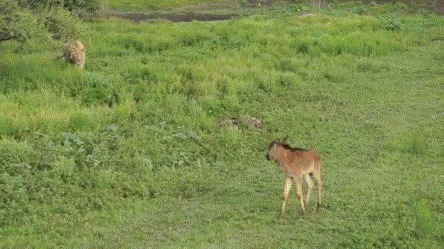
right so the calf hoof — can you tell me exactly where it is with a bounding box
[316,203,323,211]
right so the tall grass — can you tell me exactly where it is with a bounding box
[1,3,443,247]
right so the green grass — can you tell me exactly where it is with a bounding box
[1,3,444,247]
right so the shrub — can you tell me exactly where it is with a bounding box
[0,116,15,137]
[0,0,91,46]
[43,8,83,41]
[69,110,100,131]
[0,0,48,43]
[385,17,403,31]
[352,5,367,15]
[0,138,35,176]
[71,73,119,107]
[17,0,103,18]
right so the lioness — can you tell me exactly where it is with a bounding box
[64,40,86,70]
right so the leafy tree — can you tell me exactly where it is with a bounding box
[0,0,101,44]
[17,0,103,18]
[0,0,48,42]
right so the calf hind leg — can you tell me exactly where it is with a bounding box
[304,174,314,207]
[295,180,307,215]
[313,171,323,210]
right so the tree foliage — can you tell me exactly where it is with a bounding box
[17,0,103,17]
[0,0,101,44]
[0,0,46,42]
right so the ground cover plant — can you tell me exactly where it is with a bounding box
[1,1,443,247]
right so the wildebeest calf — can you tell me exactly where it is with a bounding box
[266,139,323,216]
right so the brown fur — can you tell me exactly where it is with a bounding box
[64,40,86,70]
[266,140,323,216]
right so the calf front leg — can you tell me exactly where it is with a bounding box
[280,177,292,217]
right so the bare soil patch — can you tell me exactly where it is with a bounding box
[105,11,241,22]
[103,0,290,22]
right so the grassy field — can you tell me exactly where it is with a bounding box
[1,2,444,247]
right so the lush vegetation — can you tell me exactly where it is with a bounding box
[0,0,103,45]
[1,1,443,247]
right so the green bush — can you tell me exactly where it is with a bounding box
[69,110,100,131]
[69,73,119,107]
[0,139,35,175]
[0,0,92,46]
[385,16,403,31]
[0,0,48,43]
[43,8,83,41]
[17,0,103,17]
[0,116,15,137]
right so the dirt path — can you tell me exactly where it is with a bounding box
[105,11,241,22]
[103,0,280,22]
[103,0,443,23]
